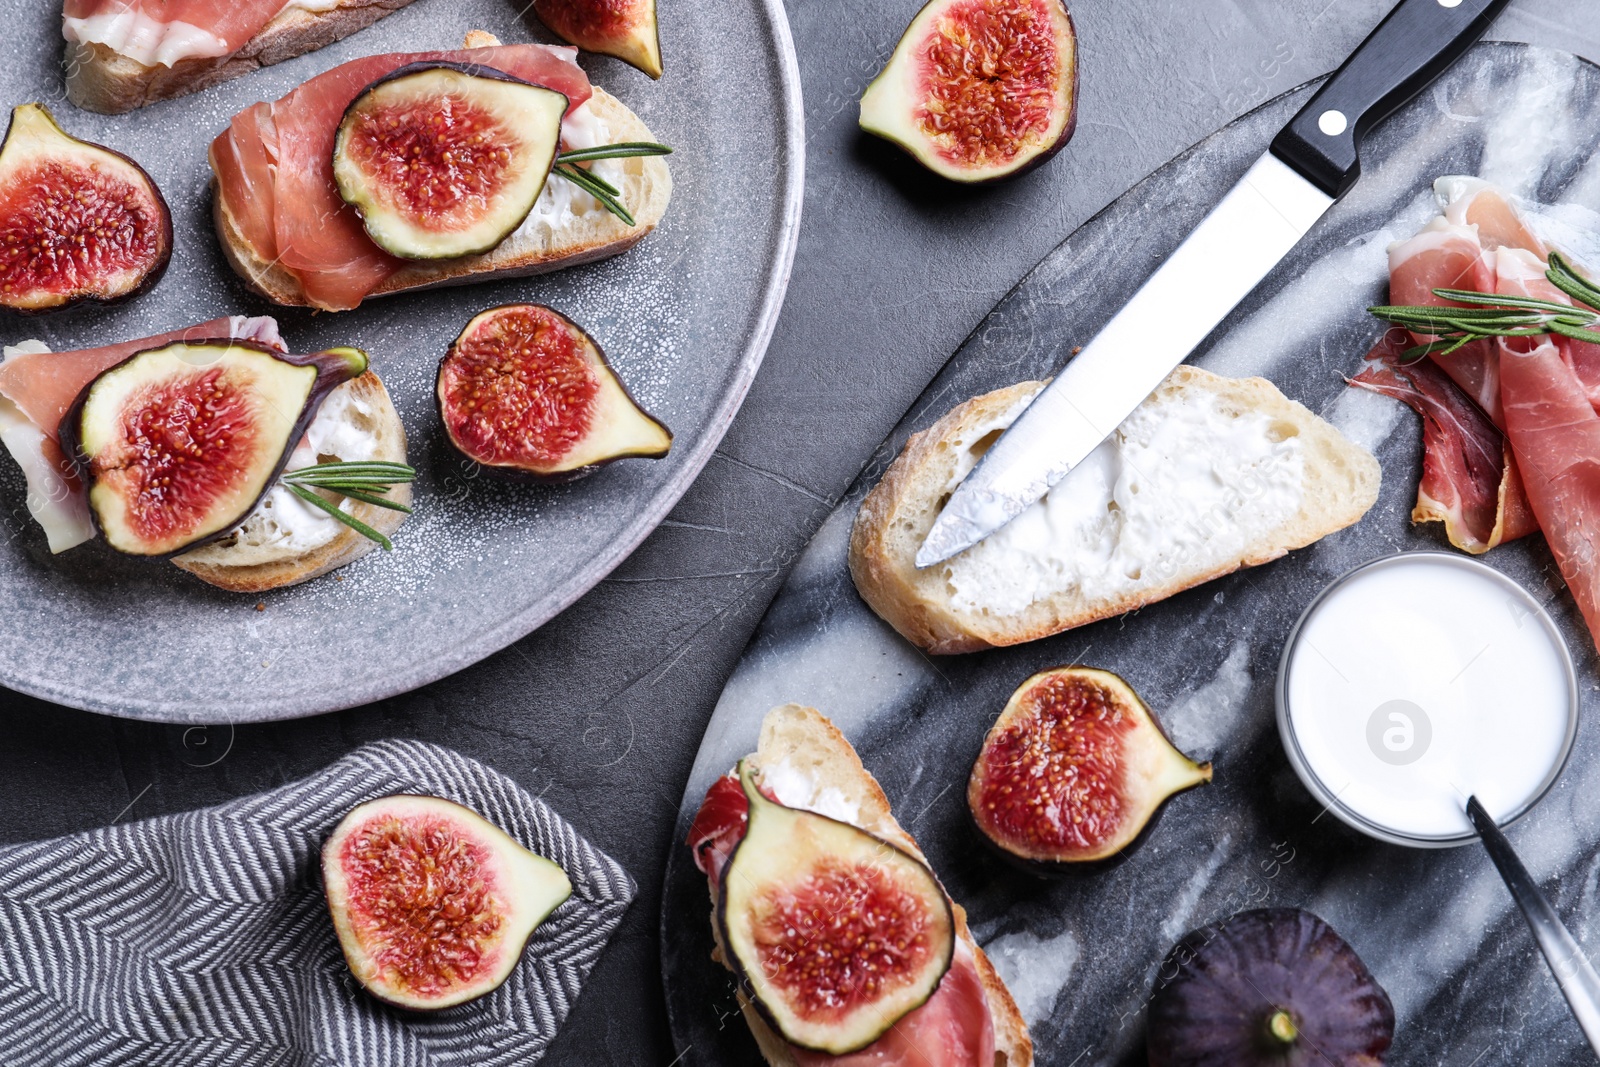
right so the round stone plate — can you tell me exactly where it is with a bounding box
[0,0,803,721]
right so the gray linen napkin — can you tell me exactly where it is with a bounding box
[0,739,634,1066]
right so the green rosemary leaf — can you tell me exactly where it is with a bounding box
[286,484,393,550]
[1550,321,1600,345]
[554,163,636,226]
[282,461,415,484]
[555,141,672,164]
[1548,252,1600,313]
[557,161,621,198]
[1430,289,1582,315]
[328,486,413,513]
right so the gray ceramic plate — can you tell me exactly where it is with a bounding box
[0,0,803,722]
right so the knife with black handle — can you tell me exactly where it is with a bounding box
[917,0,1515,568]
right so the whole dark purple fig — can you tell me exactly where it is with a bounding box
[1147,908,1394,1067]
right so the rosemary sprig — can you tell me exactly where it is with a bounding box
[546,141,670,227]
[1369,252,1600,362]
[555,141,672,164]
[280,461,415,550]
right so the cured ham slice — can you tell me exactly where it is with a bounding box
[687,775,997,1067]
[212,44,593,311]
[1386,218,1501,420]
[0,317,282,552]
[1501,339,1600,653]
[789,943,997,1067]
[61,0,289,66]
[1351,334,1535,553]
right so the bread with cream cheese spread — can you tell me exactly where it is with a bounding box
[850,365,1380,654]
[172,370,409,593]
[210,33,672,310]
[703,703,1033,1067]
[65,0,420,114]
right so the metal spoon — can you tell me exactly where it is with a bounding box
[1467,795,1600,1050]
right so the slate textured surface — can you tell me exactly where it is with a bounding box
[2,1,1597,1063]
[664,42,1600,1065]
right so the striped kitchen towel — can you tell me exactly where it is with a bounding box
[0,739,634,1066]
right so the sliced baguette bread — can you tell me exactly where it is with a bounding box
[705,704,1033,1067]
[850,366,1380,654]
[212,35,673,309]
[172,370,409,592]
[65,0,419,115]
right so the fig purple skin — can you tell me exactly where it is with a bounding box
[1147,908,1395,1067]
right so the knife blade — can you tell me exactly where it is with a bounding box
[916,0,1514,569]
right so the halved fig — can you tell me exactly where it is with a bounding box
[61,341,367,557]
[968,666,1210,871]
[1148,908,1395,1067]
[322,795,572,1012]
[0,103,172,312]
[437,304,671,481]
[859,0,1078,182]
[534,0,663,79]
[333,63,568,260]
[718,760,955,1055]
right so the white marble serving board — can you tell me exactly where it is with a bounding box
[663,43,1600,1066]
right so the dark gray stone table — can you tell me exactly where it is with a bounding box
[2,1,1594,1062]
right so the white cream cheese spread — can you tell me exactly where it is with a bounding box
[762,759,861,825]
[516,101,624,237]
[239,382,380,553]
[943,384,1306,616]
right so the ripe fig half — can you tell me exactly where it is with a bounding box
[437,304,671,481]
[1148,908,1395,1067]
[968,666,1210,870]
[718,760,956,1055]
[62,341,367,557]
[0,103,172,312]
[333,63,568,260]
[859,0,1078,182]
[534,0,663,79]
[323,795,573,1012]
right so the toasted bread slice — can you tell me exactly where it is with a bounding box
[64,0,420,115]
[705,704,1033,1067]
[172,370,409,592]
[212,62,672,309]
[851,366,1381,654]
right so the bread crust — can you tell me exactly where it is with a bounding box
[850,366,1381,654]
[170,371,408,592]
[210,87,672,310]
[64,0,419,114]
[705,704,1033,1067]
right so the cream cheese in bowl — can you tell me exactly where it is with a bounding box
[1277,552,1576,846]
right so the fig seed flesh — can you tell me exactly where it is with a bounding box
[436,304,670,481]
[968,666,1210,869]
[0,104,171,312]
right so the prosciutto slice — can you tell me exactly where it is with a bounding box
[212,44,592,311]
[1351,334,1535,553]
[1501,339,1600,652]
[0,317,283,552]
[62,0,289,65]
[686,775,997,1067]
[1387,218,1500,420]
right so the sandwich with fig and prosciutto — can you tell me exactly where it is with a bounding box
[62,0,422,114]
[0,317,413,591]
[686,704,1033,1066]
[210,31,673,312]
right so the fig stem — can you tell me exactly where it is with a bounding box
[1368,252,1600,362]
[555,141,672,164]
[1267,1008,1298,1044]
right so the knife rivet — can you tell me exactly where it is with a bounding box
[1317,109,1348,136]
[1438,0,1463,7]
